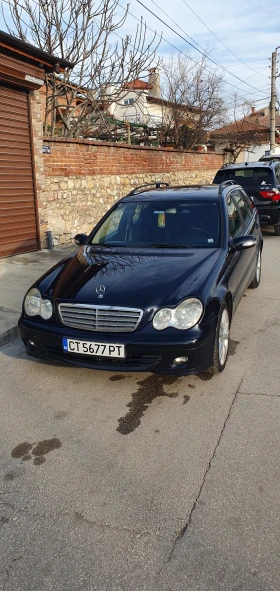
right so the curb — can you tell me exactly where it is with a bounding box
[0,326,19,348]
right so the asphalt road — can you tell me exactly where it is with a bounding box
[0,231,279,591]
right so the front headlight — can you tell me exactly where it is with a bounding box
[24,288,53,320]
[24,288,41,316]
[152,308,172,330]
[40,299,53,320]
[153,298,203,331]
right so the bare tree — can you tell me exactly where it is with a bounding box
[211,94,269,162]
[159,53,226,150]
[2,0,160,137]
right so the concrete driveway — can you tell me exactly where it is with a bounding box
[0,231,279,591]
[0,246,75,345]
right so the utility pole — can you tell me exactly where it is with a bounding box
[270,51,277,154]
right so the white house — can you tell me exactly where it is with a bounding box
[107,68,164,126]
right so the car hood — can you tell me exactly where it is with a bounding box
[43,245,221,309]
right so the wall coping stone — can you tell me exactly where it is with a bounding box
[42,136,224,156]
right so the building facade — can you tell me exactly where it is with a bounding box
[0,30,71,257]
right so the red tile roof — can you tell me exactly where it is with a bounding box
[211,107,280,137]
[122,79,152,90]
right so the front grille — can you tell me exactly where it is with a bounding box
[42,344,162,369]
[58,303,143,333]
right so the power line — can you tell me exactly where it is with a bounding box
[220,58,269,66]
[180,0,268,78]
[246,68,270,82]
[118,3,268,97]
[151,0,268,79]
[1,0,159,65]
[1,0,270,98]
[135,0,269,95]
[223,67,269,75]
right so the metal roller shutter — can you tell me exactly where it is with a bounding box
[0,84,38,257]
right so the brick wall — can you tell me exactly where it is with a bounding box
[29,89,48,245]
[41,138,224,246]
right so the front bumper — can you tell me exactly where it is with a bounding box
[18,317,217,375]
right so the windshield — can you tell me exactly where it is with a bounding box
[214,167,273,188]
[90,200,221,248]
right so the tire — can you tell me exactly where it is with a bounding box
[207,301,230,375]
[248,249,261,289]
[275,225,280,236]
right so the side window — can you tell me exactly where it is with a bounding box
[242,190,255,212]
[231,189,252,226]
[274,165,280,184]
[227,193,243,238]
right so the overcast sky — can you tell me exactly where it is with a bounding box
[118,0,279,109]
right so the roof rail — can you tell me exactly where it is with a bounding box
[218,180,238,194]
[127,182,170,196]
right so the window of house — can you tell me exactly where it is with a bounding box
[123,98,135,105]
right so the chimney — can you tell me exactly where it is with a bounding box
[251,105,256,115]
[148,67,161,99]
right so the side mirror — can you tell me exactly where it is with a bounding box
[233,235,256,251]
[74,233,88,246]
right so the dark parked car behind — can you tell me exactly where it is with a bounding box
[19,181,262,376]
[259,155,280,162]
[213,161,280,235]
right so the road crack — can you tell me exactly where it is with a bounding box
[158,376,244,574]
[239,391,280,398]
[73,511,147,537]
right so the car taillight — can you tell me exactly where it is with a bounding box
[259,190,280,201]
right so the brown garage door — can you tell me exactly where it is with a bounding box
[0,84,38,257]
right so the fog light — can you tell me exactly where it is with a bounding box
[27,340,35,348]
[173,356,188,366]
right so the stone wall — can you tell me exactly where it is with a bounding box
[42,138,224,246]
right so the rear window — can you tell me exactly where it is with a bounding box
[214,167,273,188]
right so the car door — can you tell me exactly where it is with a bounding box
[226,191,245,311]
[230,189,258,301]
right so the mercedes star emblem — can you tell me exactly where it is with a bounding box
[96,285,105,299]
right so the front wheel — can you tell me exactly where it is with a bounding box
[207,302,230,375]
[275,225,280,236]
[248,249,261,289]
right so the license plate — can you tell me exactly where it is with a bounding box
[62,338,126,358]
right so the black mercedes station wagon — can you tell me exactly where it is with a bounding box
[19,181,263,375]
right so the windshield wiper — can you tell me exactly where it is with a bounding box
[90,243,192,249]
[147,243,191,249]
[90,243,126,248]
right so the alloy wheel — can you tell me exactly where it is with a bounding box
[218,309,230,366]
[256,251,261,283]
